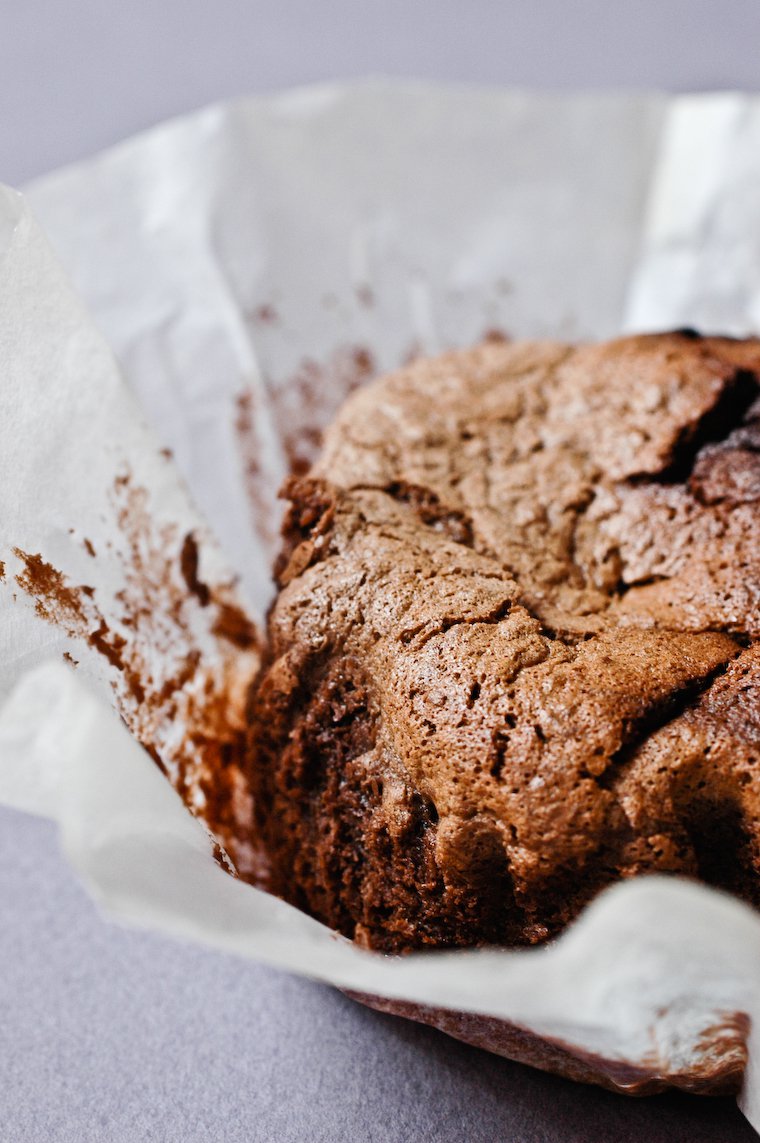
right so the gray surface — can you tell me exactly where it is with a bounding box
[3,3,760,1140]
[1,806,756,1143]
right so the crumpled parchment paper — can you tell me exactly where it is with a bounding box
[2,82,760,1129]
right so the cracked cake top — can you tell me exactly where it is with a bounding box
[252,332,760,950]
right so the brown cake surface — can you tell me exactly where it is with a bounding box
[248,332,760,953]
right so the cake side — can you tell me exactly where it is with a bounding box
[248,332,760,952]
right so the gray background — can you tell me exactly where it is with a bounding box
[3,0,760,186]
[2,2,760,1140]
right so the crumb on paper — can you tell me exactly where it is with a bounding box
[270,344,376,476]
[9,472,266,886]
[180,531,211,606]
[13,549,92,629]
[481,327,511,344]
[234,389,278,549]
[234,344,377,537]
[252,303,279,324]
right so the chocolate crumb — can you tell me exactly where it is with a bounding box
[212,840,237,874]
[234,390,278,548]
[180,532,210,606]
[211,601,259,649]
[88,619,126,672]
[13,549,91,628]
[270,345,376,476]
[11,476,263,885]
[83,538,96,558]
[253,303,278,324]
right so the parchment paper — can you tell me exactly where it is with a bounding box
[625,92,760,335]
[2,82,760,1130]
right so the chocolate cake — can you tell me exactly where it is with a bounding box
[248,332,760,953]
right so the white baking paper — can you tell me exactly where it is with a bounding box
[2,82,760,1130]
[0,184,261,869]
[625,92,760,335]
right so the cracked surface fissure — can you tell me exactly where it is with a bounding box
[248,333,760,952]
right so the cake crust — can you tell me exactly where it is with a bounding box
[249,333,760,952]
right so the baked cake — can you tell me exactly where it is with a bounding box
[248,332,760,953]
